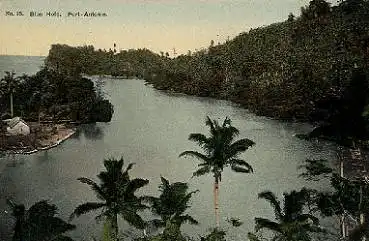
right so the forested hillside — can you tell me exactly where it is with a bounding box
[43,0,369,144]
[147,0,369,122]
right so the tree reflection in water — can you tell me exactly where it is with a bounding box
[35,150,51,164]
[71,123,104,140]
[6,154,25,167]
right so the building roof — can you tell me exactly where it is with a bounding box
[7,117,28,129]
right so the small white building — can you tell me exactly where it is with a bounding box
[4,117,30,136]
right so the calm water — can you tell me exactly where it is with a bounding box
[0,56,337,241]
[0,55,45,79]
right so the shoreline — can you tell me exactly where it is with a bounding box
[1,127,76,155]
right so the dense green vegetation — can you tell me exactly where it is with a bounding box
[146,0,369,121]
[0,68,114,123]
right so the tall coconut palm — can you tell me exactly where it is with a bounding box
[254,189,324,241]
[0,71,20,117]
[70,157,149,241]
[179,116,255,227]
[145,176,199,231]
[7,199,75,241]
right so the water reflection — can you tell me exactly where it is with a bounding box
[5,154,25,167]
[35,150,51,164]
[71,123,104,140]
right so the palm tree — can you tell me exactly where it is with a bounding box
[7,199,75,241]
[70,157,149,241]
[179,116,255,227]
[0,71,20,117]
[144,176,198,232]
[254,189,324,241]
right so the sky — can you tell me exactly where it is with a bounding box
[0,0,317,56]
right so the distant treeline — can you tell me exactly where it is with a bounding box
[45,44,165,79]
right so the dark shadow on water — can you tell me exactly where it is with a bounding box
[5,154,25,167]
[35,150,53,164]
[70,123,104,140]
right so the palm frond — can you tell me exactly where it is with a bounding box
[124,162,135,174]
[229,159,253,173]
[228,138,255,157]
[223,126,240,144]
[205,116,217,136]
[160,176,170,190]
[69,202,106,221]
[179,150,209,162]
[171,182,188,193]
[193,165,211,177]
[28,200,58,218]
[255,218,282,233]
[126,178,149,193]
[258,191,283,221]
[222,116,231,127]
[77,177,107,200]
[121,211,146,230]
[188,133,209,147]
[175,214,199,225]
[231,165,253,173]
[176,190,199,212]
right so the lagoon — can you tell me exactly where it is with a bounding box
[0,56,336,241]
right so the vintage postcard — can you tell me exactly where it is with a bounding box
[1,0,367,241]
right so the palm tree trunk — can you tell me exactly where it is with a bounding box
[12,220,22,241]
[10,92,13,117]
[214,177,220,228]
[112,215,118,241]
[360,185,366,241]
[103,216,118,241]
